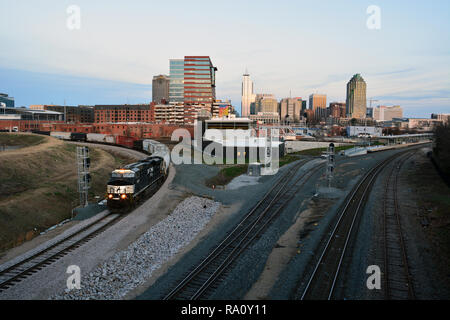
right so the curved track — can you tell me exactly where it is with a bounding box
[299,147,419,300]
[383,152,416,299]
[164,159,324,300]
[0,157,166,294]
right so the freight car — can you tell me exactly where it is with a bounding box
[70,132,87,142]
[50,131,72,140]
[86,133,116,144]
[106,156,167,210]
[46,132,170,174]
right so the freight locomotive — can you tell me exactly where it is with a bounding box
[106,156,167,209]
[106,140,170,210]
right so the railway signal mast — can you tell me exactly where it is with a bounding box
[77,146,91,207]
[326,143,335,188]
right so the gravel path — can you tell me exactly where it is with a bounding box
[52,196,220,300]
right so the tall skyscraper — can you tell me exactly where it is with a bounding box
[169,56,217,105]
[346,74,367,119]
[309,94,327,120]
[169,59,185,103]
[241,73,256,117]
[152,75,170,104]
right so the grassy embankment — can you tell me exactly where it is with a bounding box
[0,133,45,147]
[407,153,450,278]
[0,133,133,253]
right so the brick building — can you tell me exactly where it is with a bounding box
[29,105,94,123]
[94,104,155,123]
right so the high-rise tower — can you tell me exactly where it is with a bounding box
[309,94,327,120]
[169,56,217,105]
[241,72,256,117]
[152,75,170,104]
[346,74,367,119]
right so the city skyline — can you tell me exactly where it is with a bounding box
[1,0,449,118]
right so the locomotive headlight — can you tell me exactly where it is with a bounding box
[108,194,113,199]
[121,194,127,200]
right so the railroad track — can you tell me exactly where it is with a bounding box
[383,152,415,299]
[0,212,121,293]
[164,158,324,300]
[0,175,165,293]
[299,148,418,300]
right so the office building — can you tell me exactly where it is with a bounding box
[309,94,327,120]
[212,99,235,119]
[302,100,307,111]
[329,102,346,118]
[29,105,94,123]
[169,56,217,106]
[0,93,15,108]
[94,104,155,123]
[241,73,256,117]
[431,113,450,125]
[152,75,170,104]
[373,105,403,121]
[280,97,303,123]
[255,94,278,114]
[249,112,280,124]
[346,74,367,119]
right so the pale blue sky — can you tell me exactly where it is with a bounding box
[1,0,449,117]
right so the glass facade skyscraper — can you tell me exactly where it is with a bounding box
[169,59,185,103]
[169,56,217,105]
[346,74,367,119]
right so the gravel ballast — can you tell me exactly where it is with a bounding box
[52,196,220,300]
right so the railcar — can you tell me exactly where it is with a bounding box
[70,132,87,142]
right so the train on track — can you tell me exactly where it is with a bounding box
[34,130,170,155]
[34,131,171,211]
[106,139,170,210]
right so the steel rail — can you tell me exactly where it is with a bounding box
[0,170,165,293]
[191,164,324,299]
[0,213,121,292]
[164,159,322,300]
[300,147,420,300]
[383,152,416,299]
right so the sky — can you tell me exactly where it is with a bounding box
[1,0,449,118]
